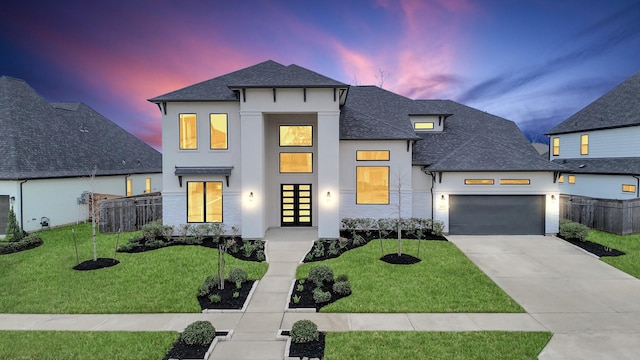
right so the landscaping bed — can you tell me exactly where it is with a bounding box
[281,330,326,359]
[560,236,625,257]
[288,278,351,311]
[197,280,256,311]
[0,233,43,255]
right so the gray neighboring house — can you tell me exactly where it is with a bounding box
[547,71,640,234]
[0,76,162,234]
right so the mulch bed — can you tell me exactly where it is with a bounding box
[198,280,255,310]
[72,258,119,271]
[288,279,350,311]
[559,236,625,257]
[281,331,326,359]
[162,331,228,360]
[380,253,421,265]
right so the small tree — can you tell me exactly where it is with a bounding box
[5,205,23,242]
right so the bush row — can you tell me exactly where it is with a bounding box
[341,217,444,238]
[0,233,43,255]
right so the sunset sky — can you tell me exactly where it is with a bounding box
[2,0,639,150]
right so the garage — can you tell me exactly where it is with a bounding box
[449,195,545,235]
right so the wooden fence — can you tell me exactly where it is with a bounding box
[98,193,162,233]
[560,195,640,235]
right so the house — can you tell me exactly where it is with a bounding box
[0,76,163,234]
[547,71,640,234]
[150,60,563,239]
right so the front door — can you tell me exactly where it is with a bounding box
[281,184,312,226]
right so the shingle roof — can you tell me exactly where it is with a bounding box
[0,76,162,180]
[413,100,566,172]
[552,158,640,175]
[149,60,346,102]
[547,72,640,135]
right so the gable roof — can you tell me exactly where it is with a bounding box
[547,72,640,135]
[0,76,161,180]
[149,60,346,102]
[552,157,640,176]
[413,100,566,172]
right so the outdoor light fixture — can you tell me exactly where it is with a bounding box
[441,195,445,201]
[326,191,331,199]
[551,194,556,201]
[249,192,254,201]
[9,196,15,204]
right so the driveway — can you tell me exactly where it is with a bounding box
[448,235,640,360]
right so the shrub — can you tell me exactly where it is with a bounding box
[5,207,25,242]
[312,242,325,258]
[256,250,265,262]
[327,240,340,256]
[190,224,210,243]
[308,265,334,285]
[292,294,301,304]
[333,280,351,296]
[198,275,221,296]
[180,321,215,346]
[312,288,331,303]
[117,242,137,252]
[140,221,171,243]
[197,284,210,297]
[232,291,240,298]
[296,284,304,292]
[229,267,247,288]
[242,241,255,257]
[0,233,43,255]
[290,320,319,344]
[209,294,221,303]
[559,219,590,241]
[335,274,349,282]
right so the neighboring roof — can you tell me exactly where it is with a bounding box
[531,143,549,156]
[149,60,347,102]
[0,76,162,180]
[547,72,640,135]
[552,158,640,175]
[413,100,566,172]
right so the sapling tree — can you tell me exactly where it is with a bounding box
[87,166,99,261]
[5,204,23,242]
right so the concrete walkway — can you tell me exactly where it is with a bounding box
[448,235,640,360]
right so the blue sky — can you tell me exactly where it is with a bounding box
[1,0,639,149]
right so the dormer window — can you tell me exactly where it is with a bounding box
[414,122,434,130]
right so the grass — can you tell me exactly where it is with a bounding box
[586,230,640,278]
[296,239,523,313]
[0,330,176,359]
[0,223,268,313]
[324,331,552,360]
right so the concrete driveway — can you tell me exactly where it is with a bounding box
[448,235,640,359]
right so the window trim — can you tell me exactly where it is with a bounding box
[186,181,223,223]
[179,113,198,150]
[552,137,560,156]
[580,134,589,155]
[209,113,228,150]
[356,166,390,205]
[464,179,495,185]
[413,122,435,130]
[356,150,390,161]
[279,125,313,147]
[279,152,313,173]
[622,184,637,193]
[499,179,531,185]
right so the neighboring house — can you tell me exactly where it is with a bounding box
[0,76,163,234]
[150,60,563,239]
[547,72,640,234]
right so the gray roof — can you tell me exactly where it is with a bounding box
[552,158,640,175]
[547,72,640,135]
[0,76,162,180]
[413,100,566,172]
[149,60,346,102]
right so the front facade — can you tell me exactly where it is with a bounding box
[152,61,563,238]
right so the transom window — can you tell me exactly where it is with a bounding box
[280,153,313,173]
[187,181,222,223]
[622,184,637,193]
[280,125,313,146]
[356,150,390,161]
[552,137,560,156]
[568,175,576,184]
[179,114,197,150]
[414,122,434,130]
[580,134,589,155]
[356,166,389,204]
[465,179,494,185]
[210,114,228,150]
[500,179,531,185]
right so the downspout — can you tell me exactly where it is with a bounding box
[634,176,640,198]
[19,180,28,232]
[424,168,436,223]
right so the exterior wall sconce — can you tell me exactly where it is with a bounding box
[551,194,556,202]
[441,195,445,201]
[326,191,331,201]
[9,196,15,204]
[249,192,254,202]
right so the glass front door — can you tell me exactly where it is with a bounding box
[281,184,312,226]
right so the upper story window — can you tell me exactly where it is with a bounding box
[552,137,560,156]
[280,153,313,173]
[210,114,228,150]
[179,114,197,150]
[280,125,312,146]
[558,175,564,183]
[622,184,637,193]
[464,179,494,185]
[568,175,576,184]
[356,166,389,204]
[414,122,434,130]
[145,178,151,193]
[580,134,589,155]
[356,150,390,161]
[126,178,132,196]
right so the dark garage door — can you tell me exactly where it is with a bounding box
[449,195,545,235]
[0,195,9,235]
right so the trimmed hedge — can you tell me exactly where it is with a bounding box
[0,234,43,255]
[180,321,215,347]
[290,320,319,344]
[559,219,590,241]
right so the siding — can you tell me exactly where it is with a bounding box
[551,126,640,159]
[558,174,639,200]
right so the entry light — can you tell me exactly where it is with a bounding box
[249,192,254,202]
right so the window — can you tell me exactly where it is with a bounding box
[464,179,494,185]
[356,150,390,161]
[280,153,313,173]
[622,184,637,193]
[179,114,197,149]
[210,114,228,149]
[552,137,560,156]
[580,134,589,155]
[558,175,564,183]
[356,166,389,204]
[145,178,151,193]
[568,175,576,184]
[280,125,312,146]
[187,181,222,223]
[126,178,132,196]
[414,122,434,130]
[500,179,531,185]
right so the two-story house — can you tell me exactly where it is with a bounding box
[547,72,640,234]
[150,60,563,239]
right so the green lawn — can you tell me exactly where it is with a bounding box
[296,239,523,313]
[0,223,268,313]
[324,331,552,360]
[587,230,640,278]
[0,331,176,359]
